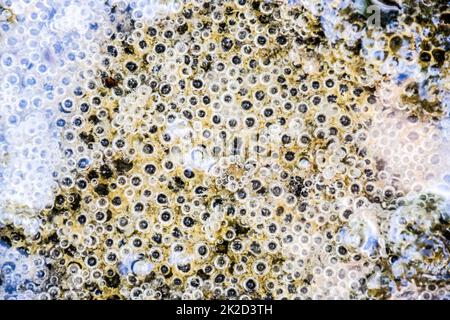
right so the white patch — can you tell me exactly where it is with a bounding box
[183,147,216,174]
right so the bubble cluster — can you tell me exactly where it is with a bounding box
[1,0,449,300]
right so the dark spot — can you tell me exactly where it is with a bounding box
[87,170,99,181]
[102,76,119,89]
[99,165,113,179]
[70,193,82,211]
[177,23,188,34]
[288,176,304,197]
[173,176,185,190]
[79,132,95,144]
[94,184,109,196]
[105,273,121,288]
[376,159,386,171]
[215,241,229,254]
[113,158,134,174]
[88,115,101,125]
